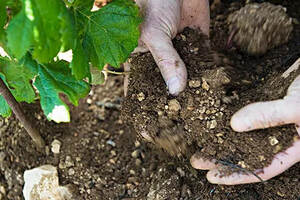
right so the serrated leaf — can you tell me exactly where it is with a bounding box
[60,7,76,51]
[34,61,90,122]
[70,41,90,80]
[0,73,12,117]
[0,0,6,29]
[6,7,33,59]
[72,0,94,12]
[0,56,36,103]
[7,0,76,62]
[85,0,142,69]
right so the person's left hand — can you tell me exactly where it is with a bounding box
[190,72,300,185]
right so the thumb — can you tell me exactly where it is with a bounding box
[143,31,187,96]
[231,99,300,132]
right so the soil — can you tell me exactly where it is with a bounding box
[0,1,299,200]
[122,2,300,172]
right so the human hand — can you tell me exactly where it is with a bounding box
[191,72,300,185]
[133,0,210,96]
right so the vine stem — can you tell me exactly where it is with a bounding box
[0,78,45,150]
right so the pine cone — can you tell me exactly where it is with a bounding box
[227,2,293,55]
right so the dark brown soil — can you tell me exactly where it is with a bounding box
[0,1,299,200]
[122,26,299,172]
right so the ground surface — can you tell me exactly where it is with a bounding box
[0,0,299,200]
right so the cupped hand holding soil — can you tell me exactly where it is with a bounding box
[133,0,210,95]
[192,70,300,185]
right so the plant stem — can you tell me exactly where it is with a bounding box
[0,78,45,150]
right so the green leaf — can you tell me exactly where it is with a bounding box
[34,61,90,122]
[85,0,142,69]
[60,7,76,51]
[7,0,76,62]
[0,73,12,118]
[0,0,6,29]
[6,6,33,59]
[72,0,94,12]
[70,40,90,80]
[0,56,36,103]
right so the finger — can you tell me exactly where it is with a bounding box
[143,30,187,96]
[190,153,218,170]
[123,62,131,97]
[231,99,300,132]
[206,139,300,185]
[180,0,210,36]
[296,123,300,135]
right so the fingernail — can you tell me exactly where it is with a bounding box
[230,113,251,132]
[167,76,185,96]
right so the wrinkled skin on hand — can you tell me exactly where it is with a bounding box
[191,74,300,185]
[133,0,210,95]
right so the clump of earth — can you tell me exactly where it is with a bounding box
[227,2,294,55]
[122,27,299,172]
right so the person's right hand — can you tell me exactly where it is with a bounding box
[133,0,210,96]
[191,69,300,185]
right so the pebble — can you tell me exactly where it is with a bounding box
[168,99,181,112]
[131,150,140,158]
[134,140,141,148]
[0,184,5,195]
[202,79,210,91]
[65,156,75,168]
[106,140,116,147]
[130,170,136,175]
[135,159,142,166]
[268,136,279,146]
[137,92,145,102]
[68,168,75,176]
[188,80,201,88]
[23,165,74,200]
[273,144,282,153]
[176,167,185,177]
[208,120,217,129]
[111,150,117,156]
[51,139,62,154]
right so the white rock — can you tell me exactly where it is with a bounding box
[51,140,62,154]
[23,165,74,200]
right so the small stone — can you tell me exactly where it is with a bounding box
[135,159,142,166]
[65,156,74,168]
[134,140,141,148]
[176,167,185,177]
[238,161,247,168]
[129,170,136,175]
[0,185,5,195]
[23,165,75,200]
[273,144,282,153]
[180,34,186,41]
[268,136,279,146]
[188,80,201,88]
[168,99,181,112]
[109,159,116,164]
[208,120,217,129]
[202,79,210,91]
[51,139,62,154]
[259,155,266,161]
[68,168,75,176]
[137,92,145,102]
[110,150,117,156]
[277,191,285,197]
[106,140,116,147]
[86,98,92,104]
[131,150,140,158]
